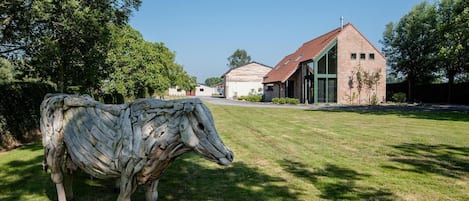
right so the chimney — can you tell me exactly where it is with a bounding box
[340,16,344,31]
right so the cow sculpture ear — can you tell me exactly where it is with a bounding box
[183,102,195,113]
[180,116,199,147]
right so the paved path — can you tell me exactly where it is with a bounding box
[198,96,469,112]
[198,96,311,109]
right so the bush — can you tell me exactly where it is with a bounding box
[392,92,407,103]
[0,115,20,150]
[370,94,379,105]
[102,92,125,104]
[0,81,56,149]
[272,98,280,104]
[272,97,300,105]
[238,95,262,102]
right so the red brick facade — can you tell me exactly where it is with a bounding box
[337,25,386,104]
[263,23,386,104]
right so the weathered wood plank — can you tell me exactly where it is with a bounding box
[41,94,233,201]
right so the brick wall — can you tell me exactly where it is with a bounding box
[337,26,386,104]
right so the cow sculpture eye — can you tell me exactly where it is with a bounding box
[198,123,205,131]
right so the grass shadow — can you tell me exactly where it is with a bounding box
[1,144,299,200]
[68,154,299,200]
[157,153,299,200]
[0,144,52,201]
[15,143,44,152]
[384,143,469,178]
[279,159,396,201]
[310,105,469,122]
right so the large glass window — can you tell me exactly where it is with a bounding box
[318,56,326,74]
[328,78,337,102]
[315,44,337,103]
[318,78,326,103]
[328,46,337,74]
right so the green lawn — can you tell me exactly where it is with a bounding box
[0,104,468,200]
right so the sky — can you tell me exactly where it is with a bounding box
[130,0,425,83]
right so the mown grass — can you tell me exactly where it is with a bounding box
[0,104,468,200]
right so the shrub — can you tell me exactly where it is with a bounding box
[272,97,299,105]
[392,92,407,103]
[287,98,300,104]
[370,94,379,105]
[0,115,20,150]
[0,81,56,149]
[272,98,281,104]
[238,95,262,102]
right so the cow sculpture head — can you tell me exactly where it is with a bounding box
[179,101,234,166]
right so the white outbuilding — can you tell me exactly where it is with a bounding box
[221,62,272,99]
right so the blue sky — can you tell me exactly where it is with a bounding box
[130,0,424,83]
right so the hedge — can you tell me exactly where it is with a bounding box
[387,82,469,104]
[0,81,56,149]
[238,95,262,102]
[272,97,300,105]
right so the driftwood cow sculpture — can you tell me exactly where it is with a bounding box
[40,94,234,201]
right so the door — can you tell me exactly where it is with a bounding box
[286,80,294,98]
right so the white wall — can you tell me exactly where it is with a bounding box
[195,85,216,96]
[225,81,263,99]
[223,62,272,99]
[168,87,186,96]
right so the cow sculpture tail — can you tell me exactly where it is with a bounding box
[40,94,69,200]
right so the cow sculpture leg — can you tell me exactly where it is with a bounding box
[63,170,74,201]
[64,155,77,201]
[117,174,137,201]
[144,180,159,201]
[46,145,67,201]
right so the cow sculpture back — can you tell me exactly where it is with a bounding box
[40,94,234,201]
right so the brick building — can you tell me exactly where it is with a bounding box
[263,23,386,104]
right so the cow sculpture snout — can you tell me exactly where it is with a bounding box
[179,103,234,167]
[40,94,234,201]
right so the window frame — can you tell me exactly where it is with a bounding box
[313,42,338,103]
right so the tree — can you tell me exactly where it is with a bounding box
[104,25,193,98]
[0,58,17,83]
[227,49,251,68]
[363,69,382,105]
[356,65,363,104]
[1,0,141,92]
[436,0,469,102]
[181,76,197,92]
[381,2,439,101]
[205,77,223,86]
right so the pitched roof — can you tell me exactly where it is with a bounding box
[221,61,272,78]
[263,23,350,84]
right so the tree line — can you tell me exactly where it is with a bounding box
[381,0,468,102]
[1,0,196,99]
